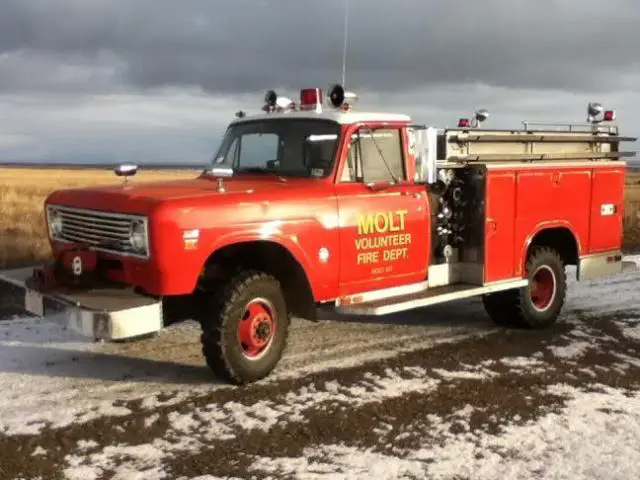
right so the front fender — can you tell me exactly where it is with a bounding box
[203,228,318,295]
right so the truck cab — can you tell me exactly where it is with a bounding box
[1,85,635,385]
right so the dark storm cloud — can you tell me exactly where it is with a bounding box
[1,0,639,95]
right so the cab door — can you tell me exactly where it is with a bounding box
[335,125,430,296]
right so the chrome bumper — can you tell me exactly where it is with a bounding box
[0,266,163,341]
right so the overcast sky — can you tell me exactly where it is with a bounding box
[1,0,639,164]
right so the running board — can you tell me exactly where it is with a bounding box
[335,279,528,316]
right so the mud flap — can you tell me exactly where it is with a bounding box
[0,266,163,341]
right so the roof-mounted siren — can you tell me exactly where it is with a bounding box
[262,90,295,113]
[327,84,358,112]
[299,88,324,113]
[457,109,490,128]
[587,102,616,123]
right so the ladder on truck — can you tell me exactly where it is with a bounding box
[438,122,637,166]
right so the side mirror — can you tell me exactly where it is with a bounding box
[210,166,234,177]
[114,164,138,183]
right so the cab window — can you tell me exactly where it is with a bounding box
[340,128,405,183]
[211,119,341,178]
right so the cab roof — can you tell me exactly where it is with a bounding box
[229,109,412,126]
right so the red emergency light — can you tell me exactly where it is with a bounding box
[458,118,470,128]
[604,109,616,121]
[300,88,323,111]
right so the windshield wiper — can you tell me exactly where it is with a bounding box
[236,167,273,173]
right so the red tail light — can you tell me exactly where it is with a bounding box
[458,118,470,128]
[604,110,616,121]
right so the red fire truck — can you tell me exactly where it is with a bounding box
[0,85,636,384]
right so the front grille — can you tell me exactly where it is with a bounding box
[49,206,148,258]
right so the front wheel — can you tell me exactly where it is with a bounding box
[482,246,566,329]
[198,270,290,384]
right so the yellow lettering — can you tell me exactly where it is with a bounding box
[357,210,409,236]
[383,248,409,262]
[355,211,412,265]
[374,212,388,233]
[357,251,379,264]
[396,210,408,230]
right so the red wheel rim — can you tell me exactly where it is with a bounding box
[237,298,276,359]
[530,265,556,311]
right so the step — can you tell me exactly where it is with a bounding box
[335,279,528,316]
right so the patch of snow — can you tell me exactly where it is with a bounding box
[547,340,593,359]
[412,384,640,480]
[610,352,640,369]
[250,444,427,480]
[62,368,440,476]
[431,368,488,380]
[248,384,640,480]
[31,445,47,456]
[64,439,190,480]
[499,356,545,369]
[621,324,640,342]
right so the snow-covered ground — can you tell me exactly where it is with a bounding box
[248,385,640,480]
[0,256,639,479]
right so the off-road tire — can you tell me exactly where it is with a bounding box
[481,290,520,327]
[198,270,290,384]
[482,246,566,329]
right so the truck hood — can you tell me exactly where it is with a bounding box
[45,175,321,215]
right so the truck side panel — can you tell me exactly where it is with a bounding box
[484,165,593,282]
[484,171,516,282]
[588,167,625,253]
[514,167,591,276]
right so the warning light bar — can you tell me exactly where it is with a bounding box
[256,84,359,116]
[457,109,489,129]
[300,88,324,112]
[587,102,617,123]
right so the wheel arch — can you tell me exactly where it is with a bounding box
[201,239,318,321]
[522,224,581,273]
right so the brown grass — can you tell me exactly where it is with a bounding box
[0,167,196,268]
[624,172,640,250]
[1,167,639,269]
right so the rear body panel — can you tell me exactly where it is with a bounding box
[483,161,625,282]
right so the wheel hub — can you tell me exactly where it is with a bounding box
[237,298,277,359]
[530,265,556,311]
[254,320,271,342]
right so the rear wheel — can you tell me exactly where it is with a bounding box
[482,246,566,329]
[198,270,290,384]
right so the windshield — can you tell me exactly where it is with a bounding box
[209,118,341,178]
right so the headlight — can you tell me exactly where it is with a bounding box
[47,206,63,238]
[129,219,148,254]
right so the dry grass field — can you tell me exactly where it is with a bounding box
[625,172,640,248]
[0,167,196,268]
[0,167,639,269]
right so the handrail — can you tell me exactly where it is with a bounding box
[521,121,618,134]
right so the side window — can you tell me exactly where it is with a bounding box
[238,133,279,168]
[340,128,405,183]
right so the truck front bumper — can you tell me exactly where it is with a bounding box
[0,266,163,341]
